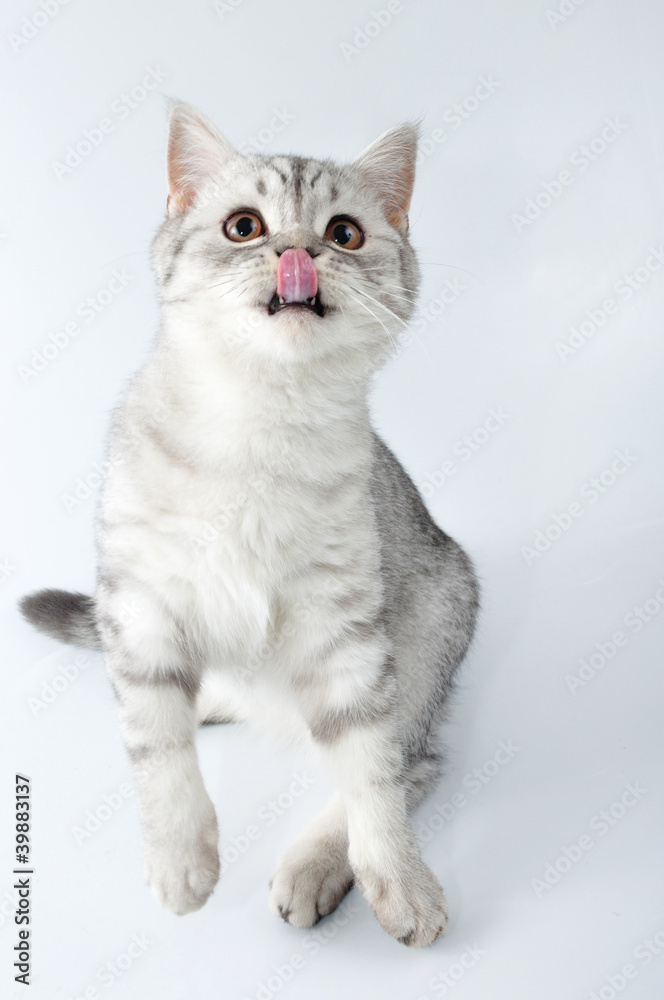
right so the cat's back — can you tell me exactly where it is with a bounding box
[370,431,479,686]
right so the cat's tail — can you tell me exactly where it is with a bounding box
[19,589,102,650]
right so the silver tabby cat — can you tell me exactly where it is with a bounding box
[21,104,479,947]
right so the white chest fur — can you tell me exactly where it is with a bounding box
[98,352,382,670]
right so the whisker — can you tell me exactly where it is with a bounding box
[179,250,248,270]
[381,285,419,304]
[208,274,254,292]
[361,259,482,284]
[346,284,409,331]
[418,261,484,284]
[355,267,417,282]
[347,284,432,362]
[383,283,418,296]
[207,278,241,290]
[346,291,400,358]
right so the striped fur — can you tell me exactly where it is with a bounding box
[20,104,479,947]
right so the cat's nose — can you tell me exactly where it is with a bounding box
[277,248,318,303]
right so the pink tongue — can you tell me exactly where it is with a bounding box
[277,248,318,303]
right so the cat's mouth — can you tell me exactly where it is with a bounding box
[267,293,325,318]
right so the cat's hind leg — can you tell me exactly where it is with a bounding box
[404,732,446,811]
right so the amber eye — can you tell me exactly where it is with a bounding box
[223,211,265,242]
[324,216,364,250]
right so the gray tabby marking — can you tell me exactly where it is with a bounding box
[19,104,479,948]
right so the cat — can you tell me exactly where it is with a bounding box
[20,103,479,947]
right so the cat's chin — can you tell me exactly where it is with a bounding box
[266,307,326,350]
[252,301,339,365]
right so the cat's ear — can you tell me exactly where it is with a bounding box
[166,103,238,217]
[352,123,419,234]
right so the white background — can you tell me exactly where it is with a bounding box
[2,0,663,998]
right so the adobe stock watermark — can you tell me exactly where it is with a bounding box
[521,449,637,565]
[0,885,20,930]
[0,557,17,584]
[70,782,135,846]
[229,310,264,345]
[18,269,134,385]
[417,75,501,166]
[546,0,590,30]
[192,108,296,211]
[511,117,628,233]
[64,933,153,999]
[211,0,246,18]
[192,102,293,207]
[415,740,520,843]
[27,652,91,718]
[241,897,359,1000]
[416,942,487,999]
[239,589,328,681]
[587,927,664,1000]
[220,771,316,873]
[62,402,169,512]
[61,456,123,513]
[52,66,168,180]
[390,278,470,359]
[556,246,664,360]
[418,407,511,499]
[530,782,648,897]
[8,0,74,53]
[238,108,296,155]
[565,577,664,694]
[340,1,404,62]
[188,477,268,552]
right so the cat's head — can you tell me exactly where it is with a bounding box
[152,104,419,381]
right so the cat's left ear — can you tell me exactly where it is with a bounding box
[166,103,238,217]
[352,123,419,235]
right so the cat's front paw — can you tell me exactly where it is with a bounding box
[144,803,220,915]
[269,841,354,928]
[356,861,449,947]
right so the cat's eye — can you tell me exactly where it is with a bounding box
[324,217,364,250]
[223,211,265,242]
